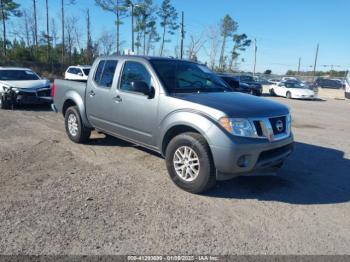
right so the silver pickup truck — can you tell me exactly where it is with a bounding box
[52,56,294,193]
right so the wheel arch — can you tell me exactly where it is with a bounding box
[62,90,91,128]
[159,111,217,156]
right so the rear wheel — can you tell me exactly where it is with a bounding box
[286,91,292,99]
[165,132,216,194]
[65,106,91,143]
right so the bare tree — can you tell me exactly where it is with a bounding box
[65,15,78,63]
[187,32,205,61]
[21,9,31,47]
[206,25,220,70]
[61,0,76,63]
[98,30,115,55]
[51,18,58,47]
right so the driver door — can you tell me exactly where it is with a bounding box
[112,60,159,147]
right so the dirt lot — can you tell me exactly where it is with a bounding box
[0,97,349,255]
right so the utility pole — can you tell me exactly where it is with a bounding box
[180,11,184,59]
[0,0,6,56]
[313,43,319,80]
[253,38,257,76]
[45,0,50,62]
[86,9,93,63]
[61,0,65,64]
[297,57,301,75]
[130,2,135,53]
[33,0,38,47]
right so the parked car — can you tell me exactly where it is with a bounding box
[345,72,350,99]
[65,65,91,81]
[235,75,263,96]
[0,67,52,109]
[218,74,261,96]
[52,56,294,194]
[314,78,343,89]
[269,80,315,99]
[268,79,281,85]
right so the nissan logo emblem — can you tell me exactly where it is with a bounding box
[276,120,284,132]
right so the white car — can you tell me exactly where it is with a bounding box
[0,67,52,109]
[65,65,91,81]
[269,81,316,100]
[345,72,350,99]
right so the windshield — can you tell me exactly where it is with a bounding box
[150,60,230,93]
[83,69,90,76]
[239,75,254,82]
[284,82,305,88]
[0,70,40,81]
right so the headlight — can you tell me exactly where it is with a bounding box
[219,117,257,137]
[286,114,292,133]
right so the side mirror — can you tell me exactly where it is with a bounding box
[78,72,83,77]
[131,81,152,96]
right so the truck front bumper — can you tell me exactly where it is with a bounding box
[210,134,294,180]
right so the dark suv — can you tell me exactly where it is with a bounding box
[314,78,344,89]
[219,74,262,96]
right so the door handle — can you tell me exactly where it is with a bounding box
[114,95,122,103]
[88,90,95,97]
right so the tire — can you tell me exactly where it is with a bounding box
[286,91,292,99]
[165,132,216,194]
[0,95,10,110]
[64,106,91,143]
[269,88,276,96]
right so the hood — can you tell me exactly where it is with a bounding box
[173,92,289,118]
[0,80,50,90]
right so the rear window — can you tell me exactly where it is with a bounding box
[0,70,40,81]
[94,60,118,88]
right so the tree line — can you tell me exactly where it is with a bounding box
[0,0,252,76]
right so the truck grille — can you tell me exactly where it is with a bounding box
[250,115,290,141]
[269,116,286,135]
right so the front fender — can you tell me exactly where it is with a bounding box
[63,90,91,128]
[158,110,225,152]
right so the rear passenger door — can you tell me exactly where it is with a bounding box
[85,59,120,132]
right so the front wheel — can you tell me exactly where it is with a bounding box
[269,88,276,96]
[165,132,216,194]
[286,91,292,99]
[65,106,91,143]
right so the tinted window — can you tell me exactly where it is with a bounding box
[151,60,229,93]
[120,61,151,93]
[0,70,40,81]
[83,69,90,76]
[67,68,75,74]
[222,77,239,90]
[239,75,254,82]
[94,60,118,88]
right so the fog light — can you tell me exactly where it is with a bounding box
[237,155,250,168]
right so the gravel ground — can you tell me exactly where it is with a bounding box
[0,97,349,255]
